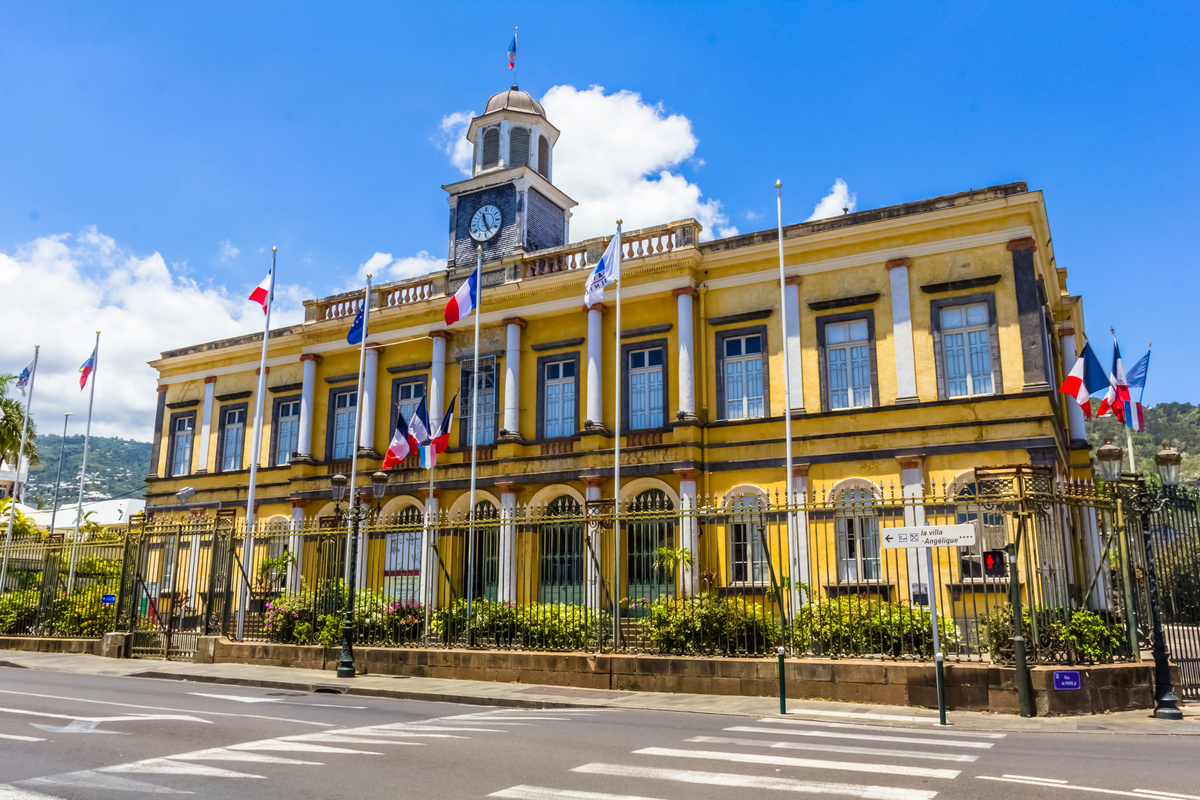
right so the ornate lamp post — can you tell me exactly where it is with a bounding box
[334,471,389,679]
[1097,439,1183,720]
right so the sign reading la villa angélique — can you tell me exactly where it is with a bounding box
[880,524,976,550]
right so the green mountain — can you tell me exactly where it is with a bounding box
[1086,402,1200,488]
[24,435,150,506]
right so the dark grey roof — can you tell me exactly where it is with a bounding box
[484,85,546,118]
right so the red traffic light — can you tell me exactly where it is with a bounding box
[983,549,1007,578]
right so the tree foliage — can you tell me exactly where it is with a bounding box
[0,374,38,467]
[1086,402,1200,488]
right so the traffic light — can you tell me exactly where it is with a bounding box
[983,549,1007,578]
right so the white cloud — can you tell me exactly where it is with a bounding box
[437,85,737,242]
[218,239,239,263]
[806,179,857,222]
[0,228,307,442]
[348,250,443,290]
[437,111,475,177]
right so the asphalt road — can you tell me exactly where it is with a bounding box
[0,666,1197,800]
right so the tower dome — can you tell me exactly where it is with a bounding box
[484,85,547,118]
[466,85,560,180]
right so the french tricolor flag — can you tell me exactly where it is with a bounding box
[1097,339,1131,424]
[407,396,431,459]
[249,269,272,314]
[1057,341,1109,418]
[507,35,516,70]
[381,408,413,470]
[443,267,479,326]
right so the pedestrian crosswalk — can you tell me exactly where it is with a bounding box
[488,715,1005,800]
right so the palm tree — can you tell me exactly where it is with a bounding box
[0,374,38,468]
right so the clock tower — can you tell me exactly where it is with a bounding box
[443,86,577,271]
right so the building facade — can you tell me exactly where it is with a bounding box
[145,86,1096,616]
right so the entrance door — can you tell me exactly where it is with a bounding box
[538,496,583,605]
[625,489,674,616]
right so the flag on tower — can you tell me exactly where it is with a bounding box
[78,347,97,390]
[381,408,413,469]
[248,270,272,314]
[507,35,517,69]
[1057,341,1109,418]
[444,266,479,326]
[15,358,35,397]
[584,231,621,307]
[407,396,431,460]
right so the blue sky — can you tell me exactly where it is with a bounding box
[0,1,1197,438]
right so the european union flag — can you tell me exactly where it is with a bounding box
[347,305,365,345]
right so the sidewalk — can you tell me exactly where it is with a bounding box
[2,648,1197,735]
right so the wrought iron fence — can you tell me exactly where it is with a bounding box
[0,469,1159,668]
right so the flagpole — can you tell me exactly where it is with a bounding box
[1110,327,1135,474]
[612,221,622,650]
[776,181,798,627]
[514,26,518,86]
[346,276,372,587]
[68,333,99,590]
[1,345,38,590]
[466,247,482,632]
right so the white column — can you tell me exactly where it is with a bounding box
[186,520,202,601]
[197,378,215,472]
[497,483,517,602]
[675,469,699,597]
[1081,504,1113,611]
[583,477,603,610]
[430,332,447,423]
[789,465,811,615]
[586,305,604,428]
[503,318,524,437]
[1060,331,1087,443]
[674,288,697,420]
[888,259,919,404]
[420,491,440,611]
[898,456,928,605]
[288,501,305,591]
[359,345,379,453]
[297,355,317,458]
[783,278,805,412]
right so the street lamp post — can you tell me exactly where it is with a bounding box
[1095,438,1183,720]
[334,471,388,679]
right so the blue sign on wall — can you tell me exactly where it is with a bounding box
[1053,670,1082,690]
[101,594,116,605]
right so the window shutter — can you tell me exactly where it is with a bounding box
[482,128,500,169]
[510,127,529,167]
[537,136,550,178]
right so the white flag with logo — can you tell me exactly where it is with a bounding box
[584,231,621,307]
[15,359,35,397]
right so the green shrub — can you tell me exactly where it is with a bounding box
[434,599,607,651]
[263,584,425,647]
[978,605,1126,664]
[790,596,961,658]
[47,585,117,637]
[645,595,781,655]
[0,590,39,635]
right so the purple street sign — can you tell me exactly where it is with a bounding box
[1053,670,1081,690]
[101,594,116,605]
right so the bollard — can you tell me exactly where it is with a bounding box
[777,646,787,715]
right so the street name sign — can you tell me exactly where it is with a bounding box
[880,524,976,549]
[1053,670,1082,690]
[101,594,116,605]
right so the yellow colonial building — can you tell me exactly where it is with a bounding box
[145,85,1098,621]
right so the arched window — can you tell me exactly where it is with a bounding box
[384,505,423,602]
[955,483,1008,578]
[510,127,530,167]
[727,491,768,584]
[482,127,500,169]
[626,489,675,612]
[539,495,583,603]
[537,136,550,178]
[834,485,881,582]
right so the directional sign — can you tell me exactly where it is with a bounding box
[101,594,116,605]
[880,524,976,550]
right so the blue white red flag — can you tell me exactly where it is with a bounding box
[444,267,478,326]
[15,358,35,397]
[248,269,272,315]
[507,35,517,69]
[1096,338,1131,424]
[1123,349,1151,431]
[381,407,413,469]
[584,230,621,307]
[431,392,458,456]
[1057,341,1108,418]
[78,347,97,391]
[407,396,431,459]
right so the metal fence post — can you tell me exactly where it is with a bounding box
[1008,512,1032,718]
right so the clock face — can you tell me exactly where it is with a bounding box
[469,204,502,242]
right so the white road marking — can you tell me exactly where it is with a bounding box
[1005,774,1068,783]
[374,723,508,733]
[170,748,322,765]
[23,770,190,795]
[0,785,61,799]
[229,738,381,755]
[979,775,1200,799]
[688,735,978,763]
[633,747,959,779]
[30,720,126,735]
[728,725,995,749]
[756,717,1006,738]
[0,733,45,742]
[186,692,367,710]
[786,709,940,723]
[294,733,422,746]
[102,758,265,779]
[338,729,466,739]
[0,707,211,725]
[491,786,667,800]
[572,763,938,800]
[0,688,333,727]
